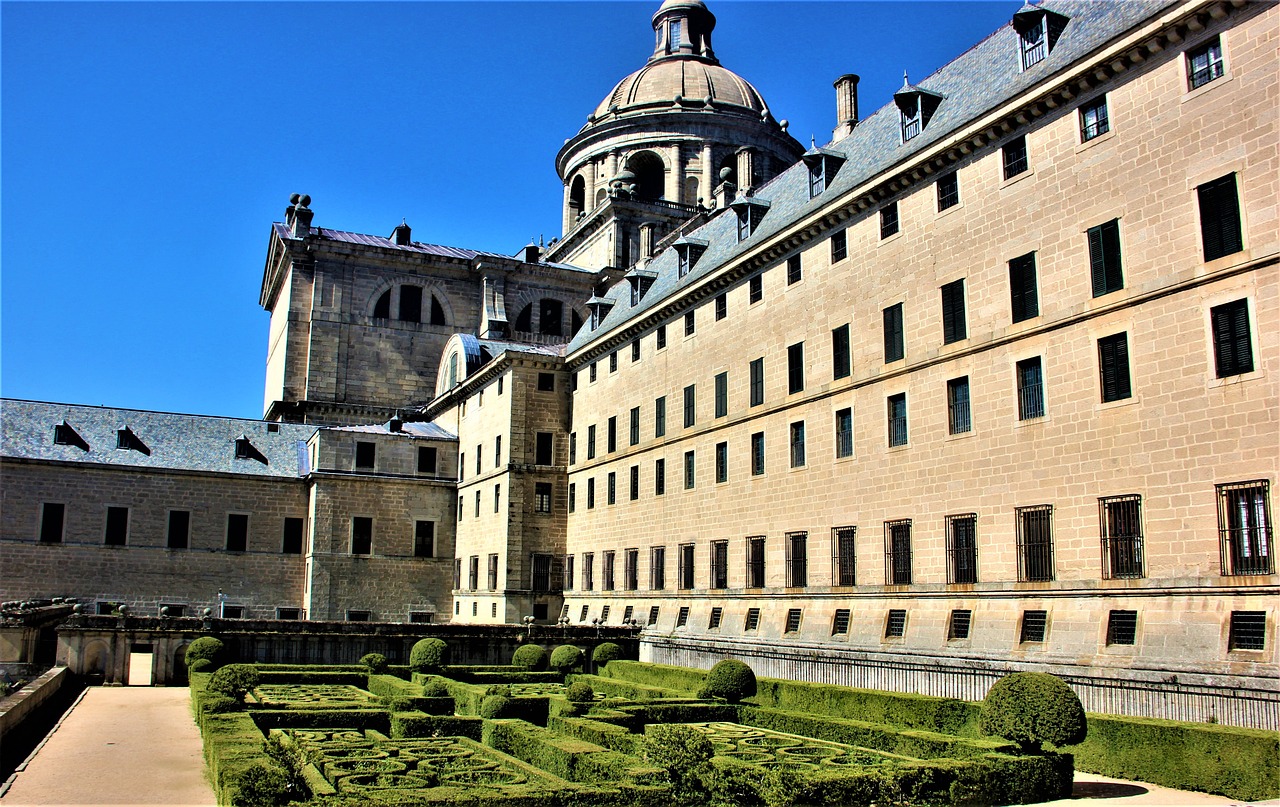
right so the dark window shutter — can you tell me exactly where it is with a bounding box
[1089,220,1123,297]
[1212,300,1253,377]
[1010,254,1039,322]
[941,280,966,344]
[884,304,904,362]
[1099,333,1131,402]
[1199,175,1243,261]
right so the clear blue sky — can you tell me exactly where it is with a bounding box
[2,1,1018,419]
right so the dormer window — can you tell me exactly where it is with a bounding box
[802,148,845,198]
[115,426,150,456]
[674,237,708,279]
[893,81,944,144]
[731,196,770,242]
[53,422,89,451]
[235,435,268,464]
[624,267,656,306]
[1013,6,1069,71]
[586,295,615,331]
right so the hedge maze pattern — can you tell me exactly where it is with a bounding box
[251,685,377,709]
[682,721,902,769]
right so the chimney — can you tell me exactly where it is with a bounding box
[289,193,313,238]
[712,167,737,209]
[391,220,412,246]
[833,74,860,140]
[639,222,657,259]
[388,415,403,433]
[521,241,541,263]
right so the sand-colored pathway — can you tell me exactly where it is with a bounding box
[0,686,214,806]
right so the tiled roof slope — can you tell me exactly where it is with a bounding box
[567,0,1177,355]
[1,399,317,478]
[326,422,457,439]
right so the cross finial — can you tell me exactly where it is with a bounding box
[903,70,910,87]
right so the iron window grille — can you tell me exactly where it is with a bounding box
[749,358,765,406]
[1016,505,1055,582]
[1016,357,1045,420]
[947,377,971,435]
[684,451,695,489]
[832,324,851,379]
[1106,610,1138,646]
[1003,136,1029,179]
[880,202,900,239]
[789,422,806,468]
[1009,252,1039,322]
[714,372,728,418]
[629,408,640,446]
[625,549,639,590]
[655,458,665,495]
[603,551,615,590]
[883,303,905,363]
[630,465,640,501]
[648,606,660,625]
[650,546,666,590]
[711,541,728,589]
[830,229,847,262]
[946,514,979,584]
[835,408,853,458]
[1187,36,1224,90]
[655,397,666,437]
[887,393,908,447]
[786,531,808,588]
[784,608,803,633]
[1079,96,1109,141]
[1228,611,1266,651]
[632,339,641,361]
[745,608,761,631]
[678,543,695,589]
[1099,495,1145,579]
[941,279,967,344]
[715,293,727,320]
[832,526,857,586]
[676,606,689,628]
[751,432,766,475]
[657,325,667,349]
[607,472,616,505]
[937,172,959,211]
[749,275,763,304]
[1217,480,1273,575]
[787,255,802,285]
[1088,219,1124,297]
[1020,610,1048,643]
[1198,174,1243,261]
[684,311,695,336]
[948,609,973,640]
[709,607,723,629]
[715,442,728,483]
[885,609,907,638]
[884,520,912,585]
[582,553,594,591]
[530,554,554,593]
[563,555,575,590]
[1210,299,1253,377]
[788,342,805,393]
[747,536,766,588]
[832,610,851,635]
[1098,333,1132,403]
[468,555,479,590]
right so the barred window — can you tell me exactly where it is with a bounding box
[832,609,851,635]
[880,202,899,239]
[602,550,615,590]
[787,254,802,285]
[937,172,959,211]
[1228,611,1266,651]
[1217,480,1273,575]
[835,408,853,458]
[947,377,971,435]
[582,552,594,590]
[468,555,479,590]
[1003,136,1029,179]
[655,458,665,496]
[678,542,695,589]
[789,422,806,468]
[887,393,908,447]
[948,609,972,640]
[630,465,640,501]
[487,553,499,590]
[946,514,978,584]
[1187,36,1224,90]
[746,536,766,588]
[625,548,639,591]
[1100,495,1144,579]
[884,520,912,585]
[751,432,766,476]
[715,442,728,484]
[1079,96,1109,141]
[1017,357,1045,420]
[831,229,847,262]
[749,275,763,304]
[786,531,808,588]
[832,526,856,587]
[885,609,907,638]
[745,608,761,631]
[532,554,555,593]
[650,546,666,590]
[709,607,723,630]
[563,555,575,590]
[676,606,690,628]
[1106,610,1137,646]
[684,450,695,490]
[1019,610,1048,643]
[784,608,803,633]
[1016,505,1055,582]
[711,540,729,589]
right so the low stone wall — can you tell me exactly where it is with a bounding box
[0,666,78,780]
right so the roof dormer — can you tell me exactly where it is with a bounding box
[673,236,709,278]
[893,75,944,143]
[730,194,770,242]
[802,145,846,198]
[625,266,658,306]
[1013,4,1069,71]
[586,294,616,330]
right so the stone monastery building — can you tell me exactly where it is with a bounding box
[2,0,1276,726]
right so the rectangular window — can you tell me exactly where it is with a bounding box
[750,431,765,476]
[226,513,248,552]
[684,450,695,489]
[1009,252,1039,323]
[587,478,596,509]
[884,519,912,585]
[1229,611,1267,651]
[683,385,696,428]
[355,441,376,470]
[832,609,851,635]
[351,517,372,555]
[749,358,765,406]
[887,393,908,447]
[629,465,640,501]
[1017,357,1045,420]
[1211,299,1254,377]
[414,520,435,558]
[609,351,618,373]
[1020,610,1048,643]
[603,551,615,590]
[834,408,853,458]
[655,397,666,437]
[885,609,908,638]
[625,548,639,590]
[418,446,438,474]
[474,490,481,517]
[607,472,617,505]
[715,293,727,321]
[104,506,129,546]
[1016,505,1055,582]
[937,172,959,211]
[947,376,971,435]
[650,546,666,590]
[454,559,462,590]
[476,446,483,476]
[587,425,596,460]
[589,362,598,383]
[1198,174,1243,262]
[946,514,978,584]
[569,434,576,466]
[655,458,666,495]
[831,229,847,262]
[714,372,728,418]
[747,536,766,588]
[786,531,808,587]
[568,483,576,513]
[458,495,465,520]
[39,502,64,544]
[684,311,695,337]
[167,510,190,549]
[940,279,966,344]
[880,201,899,239]
[676,606,690,628]
[533,554,554,594]
[607,417,617,453]
[657,325,667,350]
[538,372,555,391]
[784,608,803,633]
[787,342,805,394]
[789,421,806,468]
[1020,14,1046,68]
[282,517,304,554]
[745,607,761,631]
[715,442,728,483]
[711,540,728,589]
[632,339,641,362]
[709,607,723,629]
[786,254,802,285]
[1088,219,1123,297]
[1079,96,1109,141]
[1003,135,1028,179]
[495,435,502,466]
[487,553,499,590]
[399,285,422,322]
[564,556,575,591]
[536,432,554,465]
[832,526,856,586]
[583,552,594,591]
[468,555,480,590]
[1217,480,1273,575]
[629,407,641,446]
[949,609,973,640]
[1106,610,1138,646]
[578,604,589,622]
[831,324,851,380]
[1098,333,1132,403]
[678,543,695,590]
[749,275,763,304]
[882,303,905,364]
[1187,36,1225,90]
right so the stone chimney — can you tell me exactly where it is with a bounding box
[833,74,860,140]
[521,241,541,263]
[287,193,314,238]
[712,167,737,209]
[391,220,412,246]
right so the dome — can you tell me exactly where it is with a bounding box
[592,59,768,120]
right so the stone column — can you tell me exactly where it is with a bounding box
[701,144,714,206]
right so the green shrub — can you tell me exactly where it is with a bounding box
[208,664,261,704]
[187,658,213,674]
[549,644,584,673]
[697,659,757,703]
[592,642,623,666]
[422,678,449,698]
[479,694,513,719]
[408,638,447,673]
[223,761,290,807]
[643,724,714,805]
[186,636,225,668]
[359,652,388,673]
[512,643,549,671]
[201,694,240,714]
[566,682,595,703]
[980,672,1087,752]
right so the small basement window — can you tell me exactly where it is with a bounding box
[1019,610,1048,643]
[744,607,761,631]
[648,606,660,625]
[832,609,850,635]
[784,608,803,633]
[1106,610,1138,646]
[1228,611,1266,651]
[885,609,907,638]
[676,606,690,627]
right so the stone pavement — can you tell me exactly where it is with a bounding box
[1,685,1274,807]
[0,686,214,806]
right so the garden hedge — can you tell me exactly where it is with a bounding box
[389,711,483,740]
[568,673,689,701]
[251,670,367,687]
[484,718,663,785]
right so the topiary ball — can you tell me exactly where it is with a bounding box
[409,638,448,673]
[422,678,449,698]
[549,644,583,673]
[187,658,213,674]
[207,664,261,704]
[697,658,757,702]
[511,643,549,671]
[980,672,1087,752]
[479,694,513,719]
[360,652,389,674]
[592,642,623,666]
[565,681,595,704]
[185,636,224,668]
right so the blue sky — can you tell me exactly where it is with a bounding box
[2,1,1018,419]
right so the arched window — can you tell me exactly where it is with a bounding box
[684,176,699,206]
[372,290,391,319]
[595,188,607,206]
[626,151,665,201]
[430,295,447,326]
[447,353,459,389]
[539,299,564,336]
[569,175,586,219]
[571,309,584,336]
[399,285,423,323]
[515,304,533,333]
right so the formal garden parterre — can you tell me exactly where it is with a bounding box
[187,638,1280,807]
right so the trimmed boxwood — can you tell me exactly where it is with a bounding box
[512,643,549,671]
[185,636,225,669]
[408,637,447,673]
[697,659,756,702]
[389,711,482,740]
[592,642,623,666]
[484,718,662,785]
[549,644,584,673]
[980,672,1087,751]
[359,652,388,673]
[207,664,260,704]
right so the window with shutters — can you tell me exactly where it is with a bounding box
[1217,480,1273,576]
[751,432,765,475]
[832,526,856,586]
[711,540,728,589]
[884,520,912,585]
[1079,96,1109,141]
[946,514,978,584]
[602,551,615,590]
[1016,505,1055,582]
[655,458,665,495]
[1003,136,1029,179]
[715,442,728,483]
[607,417,617,453]
[1210,299,1254,378]
[789,422,806,468]
[835,408,853,458]
[883,303,905,362]
[625,548,639,590]
[648,606,660,625]
[937,172,960,211]
[887,393,908,447]
[708,607,723,629]
[831,229,847,262]
[947,377,971,435]
[786,531,808,587]
[678,543,695,589]
[487,553,499,590]
[1098,333,1132,403]
[629,407,640,445]
[650,545,666,589]
[1198,174,1243,261]
[749,358,765,406]
[1016,357,1045,420]
[630,465,640,500]
[587,425,596,460]
[655,397,666,437]
[831,324,851,380]
[468,555,480,589]
[788,342,805,394]
[714,372,728,418]
[684,450,695,489]
[747,536,766,588]
[1187,36,1225,90]
[683,385,696,428]
[941,280,966,344]
[1009,253,1039,322]
[1088,219,1124,296]
[676,606,691,627]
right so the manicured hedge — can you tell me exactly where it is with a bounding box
[620,701,740,725]
[252,670,368,687]
[483,718,663,785]
[250,708,389,732]
[189,672,294,806]
[548,714,642,754]
[568,673,689,701]
[601,661,707,693]
[248,664,363,672]
[1064,713,1280,802]
[739,705,1013,760]
[389,710,482,740]
[453,670,564,685]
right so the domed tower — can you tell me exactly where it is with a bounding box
[545,0,803,271]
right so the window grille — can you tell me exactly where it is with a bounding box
[488,553,500,590]
[602,551,615,590]
[884,520,912,585]
[880,202,899,238]
[625,549,639,590]
[1020,610,1048,643]
[1100,495,1144,579]
[1198,174,1243,261]
[946,514,978,584]
[1210,299,1253,378]
[948,609,972,640]
[832,609,851,635]
[648,606,660,625]
[684,451,695,489]
[885,609,907,638]
[787,255,802,285]
[784,608,803,633]
[1016,357,1045,420]
[789,422,806,468]
[650,546,666,589]
[747,536,766,588]
[709,607,723,629]
[599,605,610,623]
[1106,610,1138,646]
[947,377,971,435]
[582,553,594,590]
[579,605,589,622]
[832,527,857,586]
[1003,136,1029,179]
[751,432,766,475]
[715,442,728,483]
[678,543,695,589]
[1228,611,1266,650]
[887,394,908,447]
[900,105,921,142]
[835,408,853,458]
[1079,96,1109,141]
[1016,505,1055,582]
[1217,480,1273,575]
[655,458,666,495]
[745,608,761,631]
[714,293,728,321]
[1187,37,1224,90]
[830,229,847,262]
[937,172,959,211]
[676,606,690,628]
[1020,16,1046,68]
[1098,333,1132,403]
[786,532,808,588]
[711,541,728,589]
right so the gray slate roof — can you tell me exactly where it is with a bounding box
[326,422,457,439]
[566,0,1176,355]
[1,399,318,478]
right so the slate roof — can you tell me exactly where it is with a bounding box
[566,0,1177,356]
[326,422,457,439]
[1,399,317,478]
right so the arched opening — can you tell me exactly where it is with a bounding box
[684,176,700,206]
[539,299,564,336]
[569,175,586,220]
[570,309,584,336]
[595,188,607,206]
[399,285,423,323]
[372,290,391,319]
[515,304,533,332]
[430,295,447,326]
[173,644,189,686]
[626,151,665,201]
